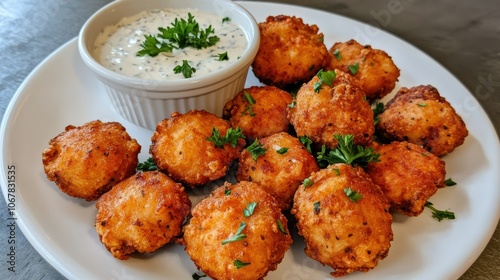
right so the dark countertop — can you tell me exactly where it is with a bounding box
[0,0,498,279]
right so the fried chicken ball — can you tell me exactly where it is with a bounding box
[376,85,468,157]
[365,141,446,216]
[252,15,329,90]
[150,110,245,187]
[292,164,393,277]
[223,85,293,142]
[287,70,375,149]
[42,120,141,201]
[95,171,191,260]
[236,132,319,210]
[327,39,400,100]
[183,181,292,280]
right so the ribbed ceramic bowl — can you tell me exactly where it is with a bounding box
[78,0,260,130]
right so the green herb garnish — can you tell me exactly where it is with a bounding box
[216,51,229,61]
[136,157,158,172]
[276,147,289,154]
[243,202,257,217]
[299,135,313,154]
[222,222,247,245]
[173,60,196,78]
[348,62,359,75]
[302,177,314,188]
[192,272,206,280]
[137,12,220,57]
[372,102,385,125]
[417,102,427,107]
[222,17,231,23]
[277,219,287,235]
[234,259,251,269]
[333,49,341,60]
[445,178,457,186]
[313,201,321,214]
[247,138,266,161]
[314,69,336,93]
[242,91,256,116]
[344,187,362,203]
[316,134,380,167]
[206,127,245,148]
[425,201,455,221]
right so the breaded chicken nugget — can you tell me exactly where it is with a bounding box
[365,141,446,216]
[292,164,393,277]
[223,86,293,142]
[287,70,375,149]
[236,132,320,210]
[183,181,292,280]
[95,171,191,260]
[150,110,245,187]
[42,120,141,201]
[377,85,468,157]
[252,15,329,90]
[327,39,400,100]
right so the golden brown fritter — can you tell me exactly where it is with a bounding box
[252,15,329,90]
[42,120,141,201]
[292,163,393,277]
[223,85,293,142]
[365,141,446,216]
[236,132,320,210]
[287,70,375,149]
[150,110,245,187]
[95,171,191,260]
[327,39,400,101]
[183,181,292,280]
[376,85,468,157]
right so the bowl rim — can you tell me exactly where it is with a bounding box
[77,0,260,93]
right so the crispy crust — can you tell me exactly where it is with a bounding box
[287,70,375,149]
[150,110,245,187]
[42,120,141,201]
[183,181,292,280]
[252,15,329,90]
[95,171,191,260]
[327,39,400,101]
[236,132,320,210]
[365,141,446,216]
[292,164,393,277]
[376,85,468,156]
[223,85,293,142]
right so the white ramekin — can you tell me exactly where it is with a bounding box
[78,0,260,130]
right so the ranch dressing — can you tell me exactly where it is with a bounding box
[93,8,247,80]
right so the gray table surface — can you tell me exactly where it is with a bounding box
[1,0,499,279]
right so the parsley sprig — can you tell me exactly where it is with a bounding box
[206,127,245,148]
[138,13,220,57]
[221,222,247,245]
[314,69,336,93]
[246,139,266,161]
[136,157,158,172]
[425,201,455,221]
[316,134,380,167]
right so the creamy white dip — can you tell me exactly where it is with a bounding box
[93,8,247,80]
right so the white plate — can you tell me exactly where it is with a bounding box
[2,2,499,280]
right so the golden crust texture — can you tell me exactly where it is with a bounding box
[327,39,400,100]
[287,70,375,149]
[41,120,141,201]
[183,181,292,280]
[150,110,245,187]
[292,164,393,277]
[365,141,446,216]
[95,171,191,260]
[377,85,468,157]
[252,15,329,90]
[223,85,293,142]
[236,132,319,210]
